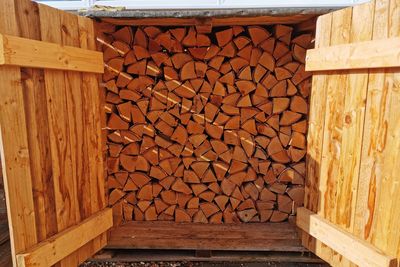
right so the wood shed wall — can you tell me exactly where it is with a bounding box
[304,0,400,265]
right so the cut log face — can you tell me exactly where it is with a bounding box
[104,23,311,224]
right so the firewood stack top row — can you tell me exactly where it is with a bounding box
[101,22,312,225]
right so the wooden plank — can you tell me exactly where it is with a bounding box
[77,15,108,262]
[354,0,391,242]
[78,16,107,219]
[368,0,400,259]
[107,222,306,252]
[0,33,104,73]
[60,10,88,267]
[61,8,85,226]
[318,6,352,224]
[302,12,333,259]
[16,208,113,267]
[0,1,38,266]
[38,4,82,267]
[90,250,325,264]
[296,207,397,267]
[310,6,354,267]
[306,38,400,71]
[303,10,332,227]
[100,14,314,26]
[14,0,59,243]
[335,0,374,232]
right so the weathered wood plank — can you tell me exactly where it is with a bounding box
[369,0,400,260]
[16,208,112,267]
[354,0,391,242]
[297,207,397,267]
[305,38,400,71]
[107,221,306,252]
[308,6,354,267]
[100,14,314,26]
[318,6,352,224]
[302,11,332,255]
[335,0,374,232]
[0,34,104,73]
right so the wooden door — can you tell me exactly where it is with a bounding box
[0,0,112,266]
[298,0,400,266]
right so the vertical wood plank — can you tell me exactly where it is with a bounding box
[303,11,332,253]
[0,1,38,264]
[59,10,87,267]
[370,0,400,259]
[312,7,354,267]
[335,0,375,230]
[76,16,108,264]
[78,17,106,214]
[60,10,85,223]
[14,0,58,243]
[354,0,390,241]
[319,7,352,223]
[38,4,81,266]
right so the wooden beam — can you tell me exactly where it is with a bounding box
[100,14,314,26]
[16,208,113,267]
[0,33,104,73]
[296,207,397,267]
[107,221,306,252]
[306,37,400,71]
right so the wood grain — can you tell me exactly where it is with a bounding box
[304,0,400,265]
[0,34,104,72]
[0,0,109,265]
[108,221,306,252]
[0,1,38,265]
[305,38,400,71]
[100,15,315,27]
[302,11,332,259]
[297,207,396,267]
[16,209,112,267]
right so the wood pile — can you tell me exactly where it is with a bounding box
[100,23,312,224]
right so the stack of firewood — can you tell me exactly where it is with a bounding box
[101,23,312,224]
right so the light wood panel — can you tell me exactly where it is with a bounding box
[302,11,332,256]
[0,0,109,265]
[304,0,400,266]
[16,209,112,267]
[297,208,396,267]
[306,38,400,71]
[0,34,103,73]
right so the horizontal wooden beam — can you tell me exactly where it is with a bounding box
[296,207,397,267]
[100,14,314,26]
[305,37,400,71]
[107,221,306,251]
[16,208,113,267]
[0,33,104,73]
